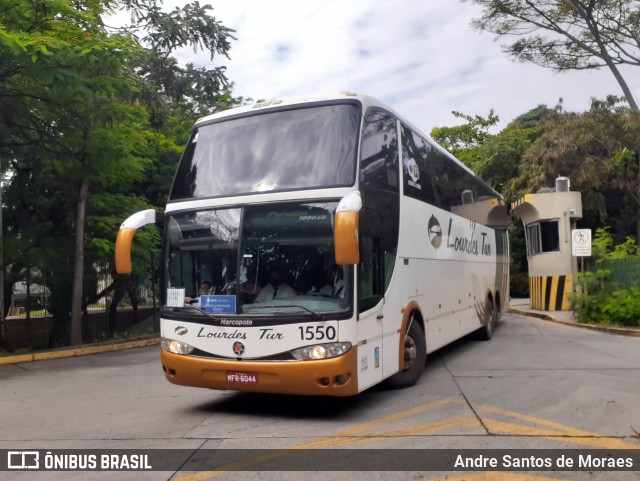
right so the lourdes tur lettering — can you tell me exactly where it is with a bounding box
[259,328,284,340]
[197,328,246,340]
[196,327,284,341]
[446,219,491,256]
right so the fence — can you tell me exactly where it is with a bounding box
[1,259,159,354]
[585,257,640,290]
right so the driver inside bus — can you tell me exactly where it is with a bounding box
[184,280,213,304]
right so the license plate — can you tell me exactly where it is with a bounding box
[226,371,258,384]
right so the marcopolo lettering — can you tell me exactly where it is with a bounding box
[219,319,253,326]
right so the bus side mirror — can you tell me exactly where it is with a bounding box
[334,192,362,265]
[115,209,162,274]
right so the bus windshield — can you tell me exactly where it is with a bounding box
[169,103,360,200]
[165,202,351,316]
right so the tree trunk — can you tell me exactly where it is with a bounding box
[70,176,89,345]
[604,60,639,112]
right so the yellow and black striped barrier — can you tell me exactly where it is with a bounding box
[529,275,573,311]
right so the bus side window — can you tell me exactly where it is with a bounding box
[359,237,383,312]
[358,209,384,312]
[401,124,441,208]
[360,109,399,192]
[359,108,401,313]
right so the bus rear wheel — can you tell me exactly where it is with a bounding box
[477,298,497,341]
[385,317,426,389]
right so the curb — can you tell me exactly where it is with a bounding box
[509,307,640,338]
[0,336,160,366]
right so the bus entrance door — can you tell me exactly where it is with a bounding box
[356,299,384,392]
[356,231,385,392]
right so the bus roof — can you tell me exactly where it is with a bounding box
[195,91,380,125]
[194,91,500,199]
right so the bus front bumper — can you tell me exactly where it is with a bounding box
[161,348,359,396]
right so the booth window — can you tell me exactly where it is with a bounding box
[526,220,560,256]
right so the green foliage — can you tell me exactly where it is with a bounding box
[511,96,640,241]
[591,227,615,256]
[476,123,539,201]
[114,0,241,123]
[512,105,554,128]
[571,228,640,326]
[430,110,499,167]
[509,222,529,298]
[0,0,239,344]
[573,273,640,326]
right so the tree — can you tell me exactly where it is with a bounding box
[429,108,539,199]
[431,99,640,296]
[512,104,555,128]
[109,0,239,124]
[468,0,640,110]
[512,96,640,240]
[1,0,238,346]
[2,0,153,343]
[475,122,539,200]
[430,109,500,168]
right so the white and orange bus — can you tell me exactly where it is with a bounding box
[115,92,509,396]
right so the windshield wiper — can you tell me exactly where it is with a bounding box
[243,304,324,322]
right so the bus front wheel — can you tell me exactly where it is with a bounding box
[385,317,426,389]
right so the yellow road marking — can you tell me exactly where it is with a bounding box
[478,405,639,450]
[479,404,593,433]
[300,416,480,449]
[329,397,464,436]
[171,397,640,481]
[172,397,464,480]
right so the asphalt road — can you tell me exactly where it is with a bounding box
[1,311,639,481]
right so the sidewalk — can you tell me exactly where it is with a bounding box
[508,298,640,337]
[0,335,159,366]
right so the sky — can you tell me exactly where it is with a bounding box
[163,0,638,134]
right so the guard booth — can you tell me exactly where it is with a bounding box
[511,177,582,311]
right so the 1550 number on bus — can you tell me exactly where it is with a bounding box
[298,325,337,341]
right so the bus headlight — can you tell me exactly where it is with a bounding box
[161,338,195,355]
[291,342,351,360]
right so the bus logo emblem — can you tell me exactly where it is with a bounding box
[406,157,420,183]
[232,341,245,355]
[175,326,188,336]
[428,215,442,249]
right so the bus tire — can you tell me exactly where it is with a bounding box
[477,298,496,341]
[385,317,426,389]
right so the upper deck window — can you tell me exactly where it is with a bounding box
[170,103,360,200]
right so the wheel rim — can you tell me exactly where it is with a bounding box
[403,335,417,370]
[488,302,495,333]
